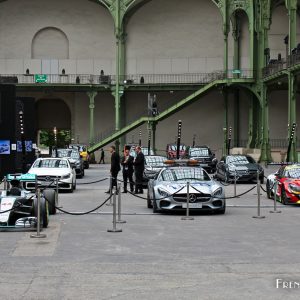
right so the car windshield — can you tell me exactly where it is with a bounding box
[33,159,69,168]
[189,148,209,157]
[284,167,300,178]
[160,168,210,181]
[227,156,254,165]
[145,156,166,167]
[55,149,72,158]
[55,149,79,159]
[142,148,154,155]
[70,151,80,159]
[169,145,186,151]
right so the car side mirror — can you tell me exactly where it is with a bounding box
[70,162,76,169]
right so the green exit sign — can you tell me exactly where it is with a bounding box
[35,74,48,83]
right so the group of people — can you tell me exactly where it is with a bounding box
[105,145,145,194]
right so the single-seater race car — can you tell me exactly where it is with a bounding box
[147,160,225,214]
[267,164,300,205]
[0,174,50,229]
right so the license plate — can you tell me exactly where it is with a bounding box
[182,203,202,209]
[200,164,208,167]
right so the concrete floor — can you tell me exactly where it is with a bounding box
[0,164,300,300]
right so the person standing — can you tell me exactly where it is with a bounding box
[105,146,120,194]
[134,146,145,194]
[99,148,105,164]
[121,149,134,193]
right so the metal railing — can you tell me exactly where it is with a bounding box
[0,69,254,86]
[262,53,300,78]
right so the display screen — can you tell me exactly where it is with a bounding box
[0,140,10,154]
[17,140,33,152]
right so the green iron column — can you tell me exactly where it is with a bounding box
[222,88,228,156]
[287,1,297,162]
[87,91,97,145]
[260,85,271,162]
[288,72,297,162]
[257,4,272,162]
[288,1,297,55]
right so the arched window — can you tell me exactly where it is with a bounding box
[32,27,69,59]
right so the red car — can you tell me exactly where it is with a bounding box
[274,164,300,205]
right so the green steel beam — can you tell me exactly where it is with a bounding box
[88,79,225,153]
[222,88,228,156]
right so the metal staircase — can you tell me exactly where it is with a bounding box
[88,79,227,153]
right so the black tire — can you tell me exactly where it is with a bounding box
[266,180,271,199]
[215,202,226,214]
[224,172,229,183]
[147,190,153,208]
[43,189,56,215]
[281,188,288,205]
[73,180,76,190]
[153,197,158,213]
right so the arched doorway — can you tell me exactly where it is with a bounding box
[36,99,71,149]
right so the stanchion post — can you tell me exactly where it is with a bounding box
[3,176,7,191]
[56,176,59,207]
[107,190,122,232]
[253,170,265,219]
[117,183,126,224]
[106,176,113,206]
[270,181,281,214]
[181,181,194,220]
[31,188,47,238]
[234,170,237,197]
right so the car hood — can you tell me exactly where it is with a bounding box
[156,180,219,194]
[28,168,71,176]
[228,163,259,171]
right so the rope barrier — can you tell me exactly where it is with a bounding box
[260,185,267,193]
[191,184,257,200]
[77,177,108,185]
[43,194,112,215]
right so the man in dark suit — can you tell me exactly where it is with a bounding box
[134,146,145,194]
[121,148,134,193]
[105,145,120,193]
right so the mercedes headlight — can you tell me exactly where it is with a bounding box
[61,173,71,179]
[157,188,171,197]
[213,187,223,198]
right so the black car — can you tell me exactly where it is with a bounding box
[142,155,167,187]
[187,146,217,173]
[215,155,264,183]
[52,149,85,178]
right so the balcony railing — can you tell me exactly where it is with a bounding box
[262,53,300,78]
[0,69,254,86]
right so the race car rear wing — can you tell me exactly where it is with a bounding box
[6,173,37,182]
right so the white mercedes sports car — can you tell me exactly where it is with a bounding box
[147,164,225,214]
[25,158,76,192]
